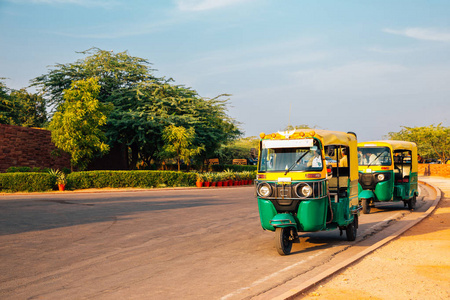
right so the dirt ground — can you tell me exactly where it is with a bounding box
[300,177,450,300]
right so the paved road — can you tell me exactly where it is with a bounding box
[0,184,435,299]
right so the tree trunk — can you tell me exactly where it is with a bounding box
[130,144,139,170]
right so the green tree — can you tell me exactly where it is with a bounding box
[9,89,47,127]
[32,47,155,107]
[49,77,111,170]
[32,48,241,169]
[0,79,47,127]
[0,79,14,124]
[387,124,450,163]
[216,136,259,164]
[283,124,315,131]
[162,125,204,171]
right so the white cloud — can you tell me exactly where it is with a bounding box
[384,27,450,42]
[176,0,252,11]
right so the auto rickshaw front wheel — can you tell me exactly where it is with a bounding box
[362,198,371,214]
[345,215,358,241]
[275,227,293,255]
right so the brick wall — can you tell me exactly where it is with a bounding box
[418,164,450,178]
[0,124,71,172]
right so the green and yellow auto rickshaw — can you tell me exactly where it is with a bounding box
[256,129,361,255]
[358,140,418,214]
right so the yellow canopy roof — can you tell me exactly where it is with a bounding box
[358,140,417,151]
[265,129,357,146]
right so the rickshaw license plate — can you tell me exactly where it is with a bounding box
[278,177,292,184]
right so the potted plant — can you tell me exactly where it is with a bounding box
[204,172,212,187]
[223,169,234,186]
[210,173,218,187]
[242,171,251,185]
[48,169,67,191]
[217,173,223,187]
[196,173,204,188]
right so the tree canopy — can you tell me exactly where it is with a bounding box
[162,125,204,171]
[32,48,242,169]
[0,79,47,127]
[387,124,450,163]
[48,77,110,170]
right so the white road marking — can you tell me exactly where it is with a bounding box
[220,250,326,300]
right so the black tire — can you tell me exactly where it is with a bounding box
[408,194,416,210]
[275,227,293,255]
[362,198,371,214]
[346,215,358,241]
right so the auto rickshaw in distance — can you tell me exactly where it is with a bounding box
[357,140,418,214]
[256,129,361,255]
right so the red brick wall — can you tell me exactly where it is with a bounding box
[0,124,71,172]
[418,164,450,178]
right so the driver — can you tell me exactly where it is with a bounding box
[307,149,322,168]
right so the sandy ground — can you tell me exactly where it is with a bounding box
[300,177,450,300]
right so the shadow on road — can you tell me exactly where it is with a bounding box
[0,193,232,235]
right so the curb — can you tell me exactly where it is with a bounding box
[272,180,442,300]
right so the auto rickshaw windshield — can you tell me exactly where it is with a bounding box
[358,147,392,166]
[259,144,323,172]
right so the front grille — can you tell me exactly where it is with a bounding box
[276,185,292,198]
[256,179,327,200]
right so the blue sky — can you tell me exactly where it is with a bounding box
[1,0,449,141]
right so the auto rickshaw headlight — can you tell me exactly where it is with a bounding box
[257,183,272,197]
[296,183,313,198]
[377,174,385,181]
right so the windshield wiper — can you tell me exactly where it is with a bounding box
[285,151,309,175]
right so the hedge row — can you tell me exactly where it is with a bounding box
[67,170,198,190]
[0,169,256,192]
[0,173,55,192]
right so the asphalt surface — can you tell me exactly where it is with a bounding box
[0,184,436,299]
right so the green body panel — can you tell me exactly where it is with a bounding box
[257,198,277,231]
[394,171,418,200]
[409,171,418,197]
[297,197,328,232]
[394,184,405,199]
[358,189,375,200]
[329,197,352,226]
[257,197,329,232]
[374,176,394,201]
[257,177,359,233]
[359,171,419,202]
[358,171,394,202]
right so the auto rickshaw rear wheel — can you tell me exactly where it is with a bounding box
[275,227,293,255]
[408,194,416,210]
[362,199,371,214]
[345,215,358,241]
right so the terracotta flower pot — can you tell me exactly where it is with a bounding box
[58,184,65,191]
[217,181,223,187]
[204,181,211,187]
[196,181,203,188]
